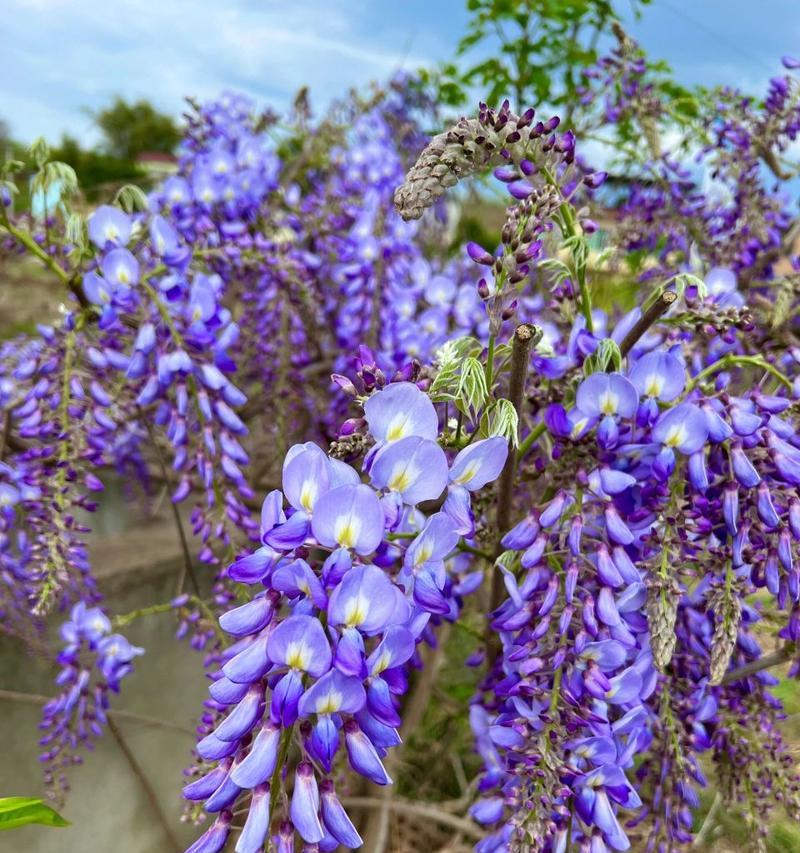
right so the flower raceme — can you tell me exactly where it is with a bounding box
[465,338,800,850]
[0,83,496,811]
[39,603,143,802]
[184,381,508,852]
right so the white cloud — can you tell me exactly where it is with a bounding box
[0,0,443,142]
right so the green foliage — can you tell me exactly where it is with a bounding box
[397,623,485,803]
[457,356,490,416]
[92,97,180,161]
[656,272,706,305]
[0,117,10,150]
[430,336,485,404]
[0,797,69,831]
[114,183,149,214]
[30,160,79,202]
[428,0,650,114]
[692,789,800,853]
[452,207,502,258]
[28,137,50,169]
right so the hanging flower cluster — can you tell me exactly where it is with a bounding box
[183,380,507,852]
[39,602,143,802]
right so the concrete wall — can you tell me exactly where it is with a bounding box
[0,489,215,853]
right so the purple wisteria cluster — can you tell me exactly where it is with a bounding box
[577,28,800,282]
[467,348,800,851]
[183,380,507,852]
[39,602,143,801]
[1,79,485,801]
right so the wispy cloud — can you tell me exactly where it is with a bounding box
[1,0,792,146]
[1,0,448,142]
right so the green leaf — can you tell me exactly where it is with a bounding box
[50,162,79,196]
[429,337,483,403]
[457,356,489,415]
[30,161,78,206]
[0,797,69,831]
[661,272,705,304]
[114,184,149,214]
[583,338,622,376]
[1,159,25,176]
[537,257,572,284]
[480,398,519,447]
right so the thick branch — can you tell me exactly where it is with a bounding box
[619,290,677,358]
[487,324,536,662]
[492,324,536,566]
[721,644,797,685]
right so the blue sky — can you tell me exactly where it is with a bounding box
[2,0,798,145]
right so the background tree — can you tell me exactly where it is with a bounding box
[0,117,10,156]
[92,97,180,160]
[427,0,651,120]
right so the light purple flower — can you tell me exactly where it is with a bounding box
[235,784,270,853]
[404,512,459,571]
[101,248,139,288]
[370,436,448,504]
[87,205,132,248]
[320,780,363,848]
[448,437,508,490]
[266,614,331,676]
[652,403,708,454]
[230,722,280,788]
[290,762,324,843]
[628,349,685,401]
[364,381,438,443]
[311,484,385,555]
[576,373,639,419]
[576,373,638,448]
[344,720,392,785]
[327,564,409,635]
[298,669,366,717]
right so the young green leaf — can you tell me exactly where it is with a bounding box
[457,356,489,415]
[481,398,519,447]
[114,184,149,214]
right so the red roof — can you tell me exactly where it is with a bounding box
[135,151,176,164]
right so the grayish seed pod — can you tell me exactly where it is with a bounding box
[646,575,682,671]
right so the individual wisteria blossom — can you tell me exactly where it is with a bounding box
[628,347,685,423]
[575,372,639,448]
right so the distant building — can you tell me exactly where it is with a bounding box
[134,151,178,177]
